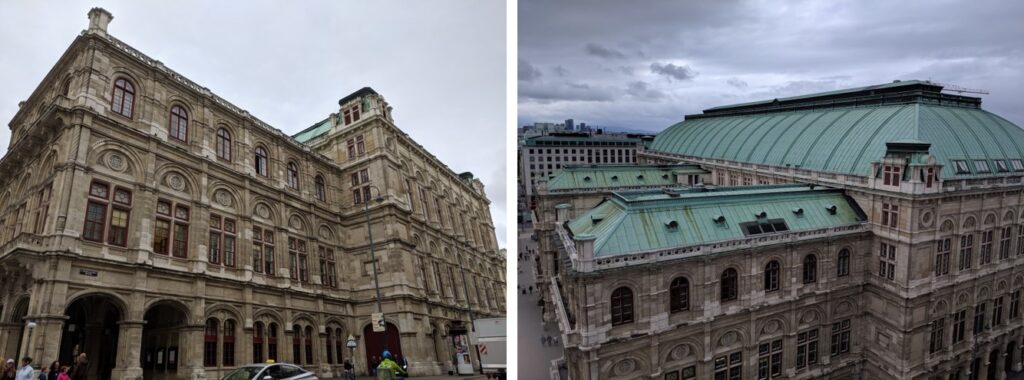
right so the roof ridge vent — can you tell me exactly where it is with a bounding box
[755,211,767,219]
[637,175,645,180]
[583,176,591,182]
[611,175,619,181]
[712,215,726,224]
[665,220,679,230]
[591,215,605,224]
[792,208,804,215]
[825,205,838,215]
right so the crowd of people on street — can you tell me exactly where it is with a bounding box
[0,353,87,380]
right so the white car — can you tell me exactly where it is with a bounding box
[221,363,319,380]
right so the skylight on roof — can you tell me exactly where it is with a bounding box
[1013,159,1024,172]
[995,160,1009,172]
[739,219,789,236]
[952,160,970,174]
[974,160,990,173]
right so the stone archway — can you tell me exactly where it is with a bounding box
[988,349,1000,380]
[141,302,189,380]
[363,322,402,373]
[2,297,29,361]
[1006,341,1016,374]
[59,294,123,380]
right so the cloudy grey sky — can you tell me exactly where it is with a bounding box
[519,0,1024,133]
[0,0,508,246]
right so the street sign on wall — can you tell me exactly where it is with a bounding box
[371,312,385,332]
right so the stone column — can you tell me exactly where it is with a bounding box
[31,316,66,369]
[112,320,144,380]
[180,325,206,380]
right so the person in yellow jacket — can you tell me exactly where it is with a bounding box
[376,351,406,379]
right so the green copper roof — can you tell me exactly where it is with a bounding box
[566,185,865,257]
[546,164,707,191]
[292,118,331,143]
[650,102,1024,179]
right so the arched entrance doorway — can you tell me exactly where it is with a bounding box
[3,297,28,361]
[363,322,402,373]
[1006,341,1016,374]
[988,349,1000,380]
[142,302,188,380]
[59,295,122,380]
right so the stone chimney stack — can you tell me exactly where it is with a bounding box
[87,7,113,36]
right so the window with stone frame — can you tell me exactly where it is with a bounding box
[999,226,1012,259]
[255,146,269,177]
[342,105,360,125]
[448,266,460,301]
[433,261,446,297]
[33,183,52,234]
[935,238,951,276]
[253,322,265,362]
[721,268,739,302]
[929,317,945,353]
[796,328,818,369]
[83,181,132,247]
[713,351,742,380]
[802,255,817,284]
[304,326,314,364]
[1018,225,1024,256]
[883,164,901,186]
[959,234,974,270]
[346,135,365,158]
[878,242,895,280]
[292,324,301,364]
[836,249,850,277]
[169,105,188,142]
[881,202,899,228]
[286,161,300,190]
[670,277,690,312]
[288,237,308,283]
[208,214,236,267]
[992,296,1004,327]
[610,287,634,325]
[757,339,782,380]
[253,226,275,275]
[223,319,236,366]
[314,175,327,202]
[268,323,279,361]
[973,301,987,334]
[204,318,218,367]
[925,167,936,188]
[216,128,232,161]
[952,309,967,343]
[111,77,135,118]
[829,319,851,356]
[764,260,780,291]
[351,168,371,205]
[154,200,189,258]
[1011,290,1021,320]
[979,230,993,265]
[319,246,337,288]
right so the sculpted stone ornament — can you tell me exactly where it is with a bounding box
[612,358,635,376]
[166,173,186,191]
[718,331,737,347]
[763,320,780,334]
[255,203,271,219]
[669,344,691,361]
[319,226,332,240]
[106,152,127,172]
[215,190,232,207]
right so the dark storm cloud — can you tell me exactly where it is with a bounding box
[626,81,666,100]
[649,62,697,82]
[519,58,542,82]
[520,81,615,102]
[585,43,627,59]
[519,0,1024,133]
[552,66,570,77]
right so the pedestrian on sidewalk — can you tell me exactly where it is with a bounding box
[15,357,33,380]
[2,360,15,380]
[342,360,354,380]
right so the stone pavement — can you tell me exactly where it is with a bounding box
[322,376,487,380]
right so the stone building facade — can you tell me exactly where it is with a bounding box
[520,133,647,202]
[0,8,504,380]
[539,81,1024,379]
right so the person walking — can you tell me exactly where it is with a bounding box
[36,366,47,380]
[15,357,33,380]
[370,356,380,376]
[70,354,87,380]
[342,360,354,380]
[376,351,406,380]
[2,359,15,380]
[54,368,69,380]
[45,362,58,380]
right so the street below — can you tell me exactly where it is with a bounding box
[517,223,565,380]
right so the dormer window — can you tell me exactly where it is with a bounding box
[740,219,789,236]
[995,160,1009,172]
[1011,159,1024,172]
[883,165,901,186]
[974,160,991,173]
[952,160,970,174]
[342,104,361,125]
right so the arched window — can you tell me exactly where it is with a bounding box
[765,260,780,291]
[268,323,279,361]
[315,175,327,201]
[334,328,344,364]
[204,318,218,366]
[111,78,135,118]
[610,287,634,325]
[292,324,302,364]
[216,128,232,161]
[223,319,236,366]
[287,161,300,189]
[255,146,268,177]
[169,105,188,142]
[837,249,850,277]
[325,326,334,364]
[304,326,314,364]
[721,268,738,301]
[669,277,689,313]
[61,78,71,96]
[803,255,818,283]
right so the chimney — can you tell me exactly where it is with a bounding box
[87,7,113,36]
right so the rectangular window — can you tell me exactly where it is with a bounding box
[959,234,974,270]
[83,182,132,246]
[287,237,308,282]
[830,319,851,356]
[108,208,129,246]
[974,160,991,173]
[1012,159,1024,172]
[926,167,935,188]
[757,339,782,380]
[796,328,818,369]
[1019,226,1024,256]
[993,297,1004,327]
[209,215,236,267]
[929,317,945,353]
[883,165,901,186]
[952,309,967,343]
[878,242,896,280]
[253,226,275,275]
[935,238,951,276]
[84,201,107,242]
[1011,290,1021,320]
[713,351,742,380]
[433,262,446,297]
[995,160,1009,172]
[1000,227,1012,259]
[973,302,987,334]
[154,200,188,258]
[980,230,993,264]
[953,160,970,174]
[352,168,371,205]
[33,184,52,233]
[319,246,337,288]
[881,203,899,228]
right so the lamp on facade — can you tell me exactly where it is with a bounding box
[346,334,357,365]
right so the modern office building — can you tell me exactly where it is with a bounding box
[542,80,1024,379]
[520,133,650,201]
[0,9,504,380]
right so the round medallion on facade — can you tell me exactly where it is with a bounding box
[835,301,851,315]
[668,344,691,361]
[166,173,186,192]
[799,310,818,324]
[255,203,271,219]
[289,215,303,230]
[920,210,933,228]
[763,320,780,334]
[612,359,635,376]
[106,152,127,172]
[215,190,233,207]
[319,226,332,240]
[718,331,737,347]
